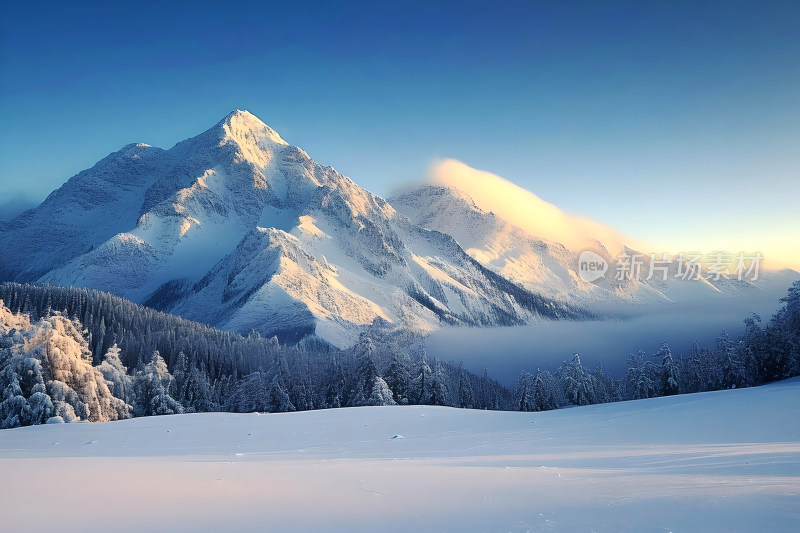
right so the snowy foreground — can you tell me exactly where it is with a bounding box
[2,380,799,532]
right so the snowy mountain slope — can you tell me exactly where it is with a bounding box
[156,136,586,346]
[390,185,771,306]
[0,111,584,346]
[2,378,798,532]
[32,112,296,301]
[0,111,287,292]
[0,142,171,282]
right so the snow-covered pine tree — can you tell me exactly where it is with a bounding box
[776,281,800,375]
[133,350,183,416]
[429,357,449,406]
[558,354,595,406]
[679,342,704,393]
[589,362,618,404]
[323,352,346,408]
[98,344,133,407]
[624,352,642,400]
[0,302,129,427]
[184,363,215,412]
[717,331,746,389]
[760,282,800,380]
[515,371,534,411]
[225,372,271,413]
[0,350,54,427]
[740,314,765,385]
[32,313,129,422]
[384,351,412,405]
[268,373,295,412]
[350,338,380,406]
[657,342,679,396]
[365,376,396,406]
[531,369,561,411]
[411,348,433,405]
[456,362,475,409]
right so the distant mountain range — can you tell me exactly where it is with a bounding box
[1,110,795,346]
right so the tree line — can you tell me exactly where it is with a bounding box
[0,283,509,428]
[512,282,800,411]
[1,281,798,429]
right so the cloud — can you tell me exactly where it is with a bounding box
[0,193,39,221]
[427,284,793,385]
[423,158,799,271]
[427,158,644,253]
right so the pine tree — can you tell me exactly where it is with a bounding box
[657,342,679,396]
[590,362,618,404]
[559,354,594,406]
[133,351,183,416]
[456,363,475,409]
[185,363,215,412]
[680,342,704,393]
[531,369,561,411]
[384,352,412,405]
[323,353,346,408]
[429,358,449,406]
[268,374,295,412]
[717,331,745,389]
[412,349,433,405]
[365,376,396,406]
[515,371,534,411]
[350,340,380,406]
[478,368,489,410]
[625,350,656,399]
[0,304,129,426]
[98,344,133,406]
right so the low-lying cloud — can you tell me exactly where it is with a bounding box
[427,285,792,386]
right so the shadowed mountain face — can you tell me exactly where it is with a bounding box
[0,111,587,347]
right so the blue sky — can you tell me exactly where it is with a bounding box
[1,0,798,268]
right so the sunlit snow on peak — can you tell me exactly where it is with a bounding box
[216,110,289,169]
[427,158,642,254]
[223,109,288,146]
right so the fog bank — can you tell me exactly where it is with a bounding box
[428,286,792,386]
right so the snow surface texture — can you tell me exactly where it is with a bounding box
[1,379,798,532]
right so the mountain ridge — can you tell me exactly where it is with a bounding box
[389,183,792,308]
[3,110,793,347]
[0,110,589,347]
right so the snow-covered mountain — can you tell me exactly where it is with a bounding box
[2,110,793,345]
[0,111,584,347]
[390,184,790,308]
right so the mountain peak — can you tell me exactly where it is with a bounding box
[219,109,288,148]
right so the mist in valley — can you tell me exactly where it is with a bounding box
[428,284,795,386]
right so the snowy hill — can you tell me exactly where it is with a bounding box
[1,378,798,532]
[0,110,584,347]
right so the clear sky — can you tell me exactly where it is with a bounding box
[1,0,798,268]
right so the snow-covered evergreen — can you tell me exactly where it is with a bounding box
[658,342,680,396]
[133,350,183,417]
[0,302,129,428]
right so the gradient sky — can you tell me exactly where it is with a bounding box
[1,0,798,268]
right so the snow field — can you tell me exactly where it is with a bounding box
[1,378,799,531]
